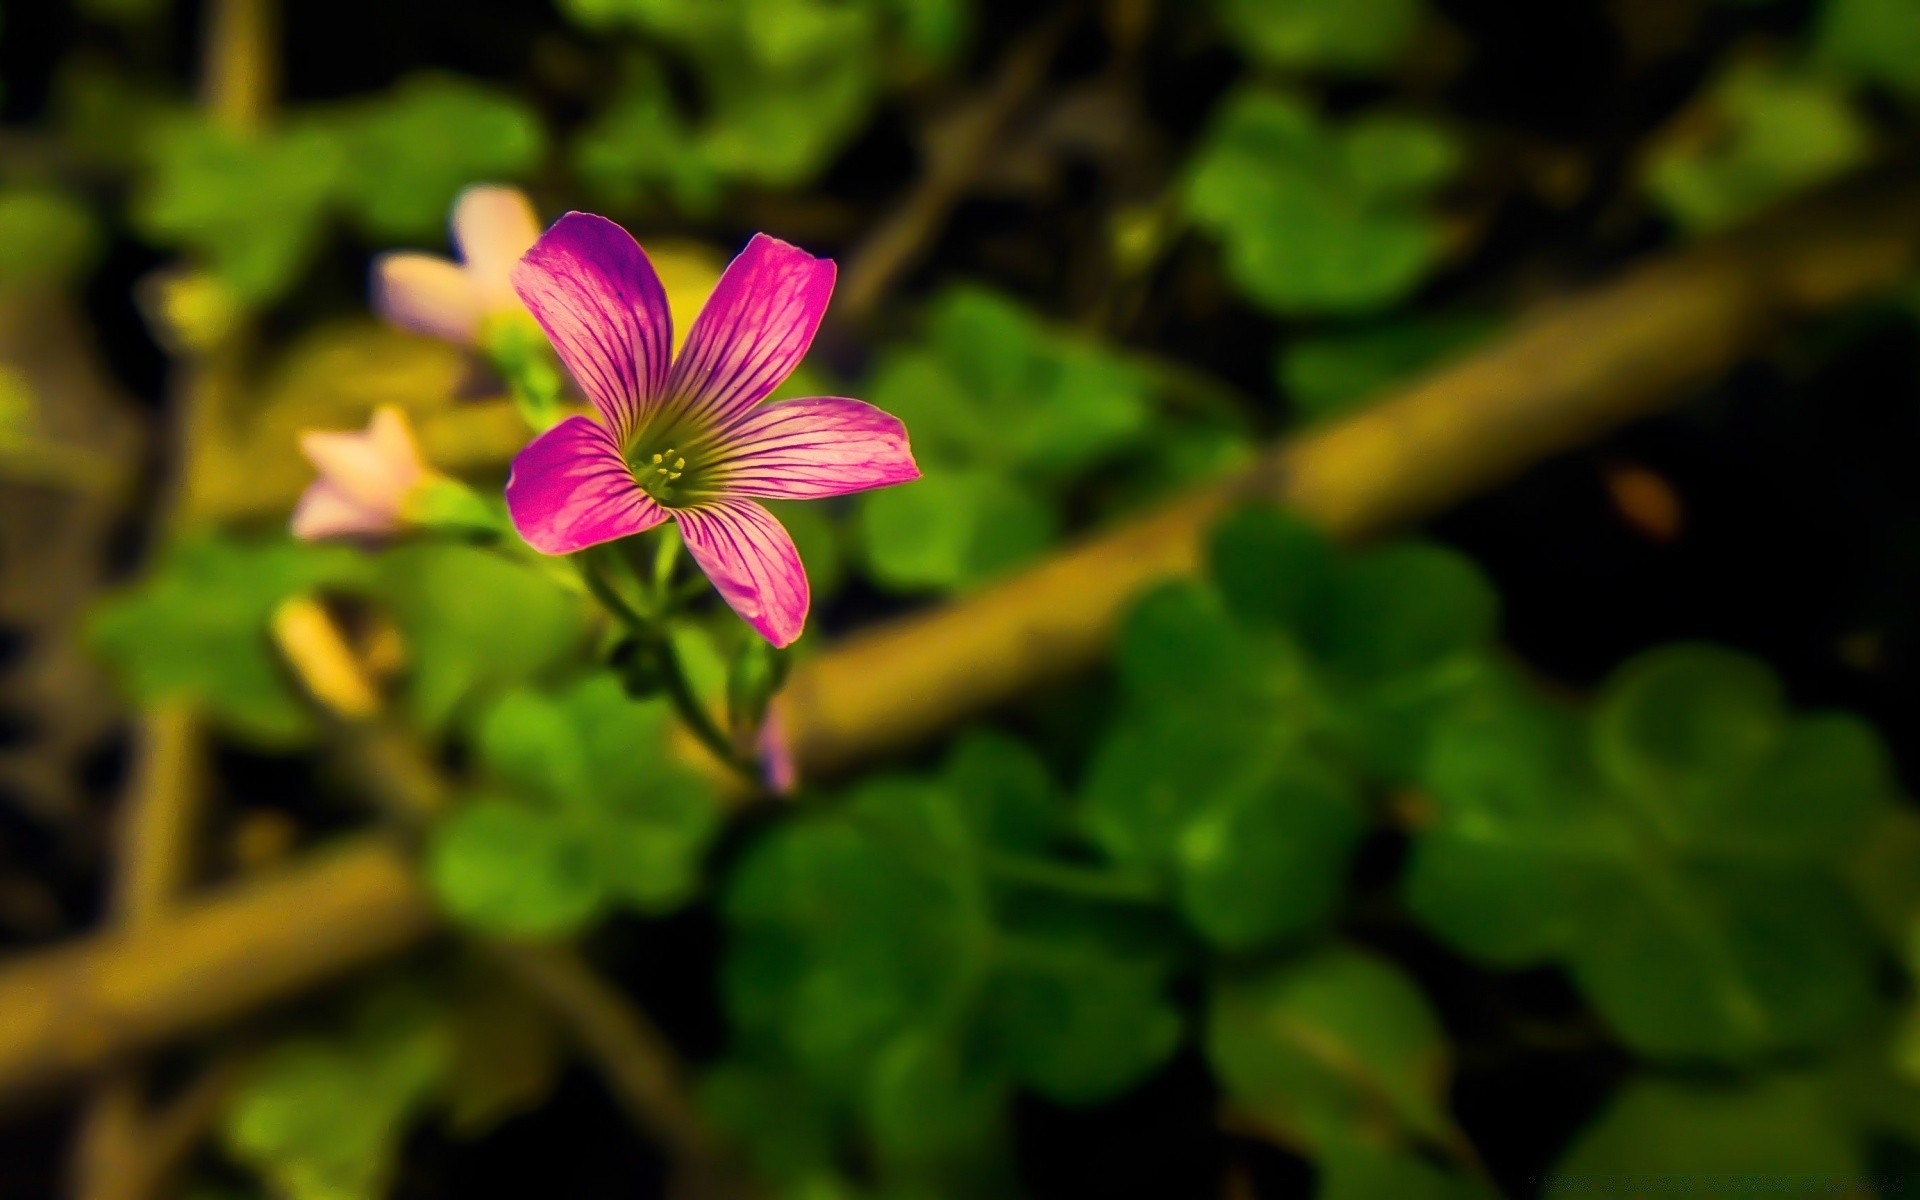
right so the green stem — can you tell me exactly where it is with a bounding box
[981,853,1163,904]
[578,551,762,788]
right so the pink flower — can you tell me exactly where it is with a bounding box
[504,213,919,647]
[373,185,542,345]
[291,406,437,541]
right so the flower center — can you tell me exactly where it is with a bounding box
[627,432,719,507]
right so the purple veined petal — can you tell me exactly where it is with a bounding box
[506,415,669,555]
[663,234,835,431]
[512,213,673,444]
[452,185,542,313]
[711,396,920,499]
[672,498,810,648]
[374,252,483,344]
[292,480,395,541]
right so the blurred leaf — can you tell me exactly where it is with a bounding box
[1645,62,1872,234]
[134,115,345,301]
[375,544,586,732]
[1279,314,1495,424]
[330,75,546,238]
[872,289,1156,482]
[1545,1076,1867,1200]
[1207,505,1338,634]
[701,1059,842,1182]
[722,779,990,1091]
[426,797,605,936]
[88,535,369,746]
[1308,543,1499,683]
[223,987,451,1200]
[940,729,1060,854]
[475,674,723,913]
[0,185,99,294]
[1816,0,1920,99]
[1408,653,1887,1061]
[1316,1142,1496,1200]
[985,925,1182,1105]
[1215,0,1423,72]
[575,60,722,212]
[1174,754,1364,950]
[857,466,1056,592]
[1208,947,1453,1153]
[1186,90,1460,315]
[862,1032,1010,1170]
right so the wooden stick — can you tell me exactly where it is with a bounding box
[2,168,1919,1105]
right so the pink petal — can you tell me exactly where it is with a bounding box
[512,213,673,444]
[713,397,920,499]
[374,252,482,344]
[292,480,394,541]
[299,408,426,513]
[506,415,667,555]
[663,234,835,430]
[452,184,542,310]
[673,499,810,648]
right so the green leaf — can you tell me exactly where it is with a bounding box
[862,1032,1009,1169]
[1207,505,1338,633]
[473,675,723,913]
[1308,543,1499,682]
[134,116,345,301]
[425,798,605,937]
[376,544,586,732]
[940,729,1060,854]
[0,185,99,294]
[1279,314,1495,424]
[700,1060,842,1182]
[1816,0,1920,100]
[223,987,451,1200]
[1316,1141,1496,1200]
[1545,1076,1867,1200]
[1590,643,1786,833]
[1645,62,1872,234]
[856,466,1056,593]
[985,926,1182,1105]
[330,75,546,238]
[1175,754,1365,950]
[722,781,990,1091]
[873,289,1156,482]
[1215,0,1423,72]
[1186,90,1459,315]
[87,535,369,746]
[1207,947,1453,1153]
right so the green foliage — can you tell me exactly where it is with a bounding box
[1816,0,1920,99]
[1215,0,1424,73]
[1545,1075,1868,1199]
[223,986,451,1200]
[374,544,587,732]
[328,75,547,238]
[1207,947,1454,1153]
[427,674,723,936]
[1406,646,1893,1061]
[1278,313,1495,424]
[710,733,1182,1190]
[565,0,968,202]
[856,288,1156,592]
[0,185,99,293]
[133,77,543,301]
[133,115,346,301]
[87,534,369,745]
[1644,61,1873,234]
[1186,89,1460,315]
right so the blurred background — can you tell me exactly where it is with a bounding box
[7,0,1920,1197]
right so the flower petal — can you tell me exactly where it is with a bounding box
[292,480,393,541]
[506,415,667,555]
[374,252,482,344]
[664,234,835,430]
[512,212,673,443]
[299,407,426,512]
[452,184,542,310]
[673,499,810,647]
[713,397,919,499]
